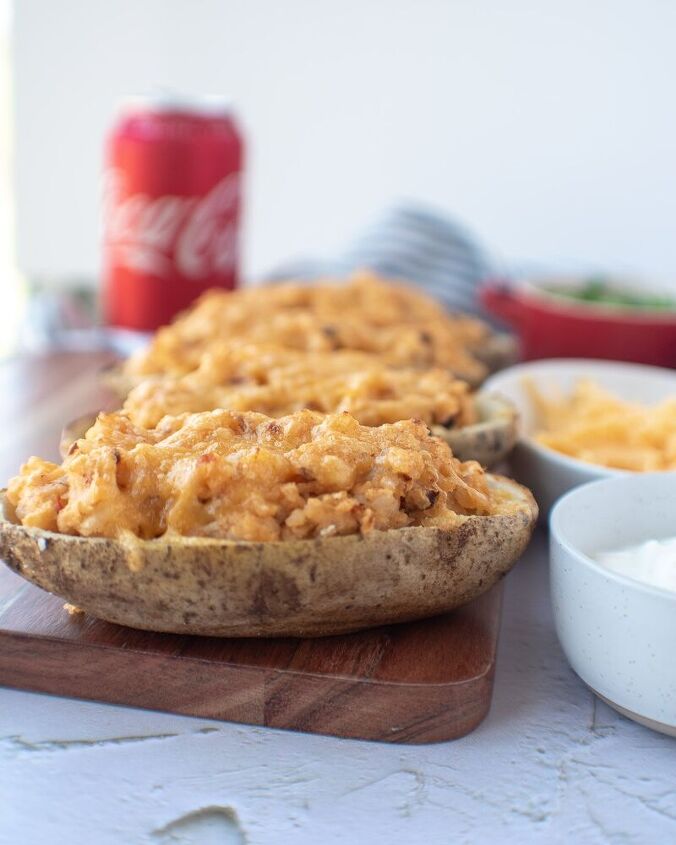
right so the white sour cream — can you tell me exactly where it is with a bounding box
[594,537,676,593]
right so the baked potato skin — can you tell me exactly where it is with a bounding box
[0,480,536,637]
[434,393,517,467]
[471,332,518,373]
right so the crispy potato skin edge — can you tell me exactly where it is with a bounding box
[0,479,537,637]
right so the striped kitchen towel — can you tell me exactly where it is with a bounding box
[268,203,496,318]
[23,203,498,358]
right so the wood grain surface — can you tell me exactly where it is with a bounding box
[0,352,504,743]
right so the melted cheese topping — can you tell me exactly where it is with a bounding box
[122,359,476,430]
[8,409,501,543]
[123,273,490,384]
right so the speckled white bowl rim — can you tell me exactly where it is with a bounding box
[550,473,676,735]
[550,474,676,603]
[484,358,676,477]
[483,359,676,514]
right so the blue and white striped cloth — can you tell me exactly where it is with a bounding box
[268,203,495,319]
[24,203,498,358]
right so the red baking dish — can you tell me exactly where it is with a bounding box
[481,280,676,368]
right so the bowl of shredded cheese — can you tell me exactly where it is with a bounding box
[483,359,676,514]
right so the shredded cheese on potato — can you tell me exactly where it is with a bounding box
[527,378,676,471]
[8,409,510,543]
[122,360,476,430]
[123,272,490,385]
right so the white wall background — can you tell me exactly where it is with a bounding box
[11,0,676,284]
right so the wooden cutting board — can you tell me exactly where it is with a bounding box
[0,352,504,744]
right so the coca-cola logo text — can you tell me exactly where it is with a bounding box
[103,169,240,281]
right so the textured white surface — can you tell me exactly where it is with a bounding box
[0,531,674,844]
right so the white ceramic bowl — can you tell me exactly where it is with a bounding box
[482,358,676,515]
[550,473,676,735]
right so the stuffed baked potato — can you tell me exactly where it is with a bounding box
[1,408,536,637]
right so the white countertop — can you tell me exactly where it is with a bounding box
[1,530,674,844]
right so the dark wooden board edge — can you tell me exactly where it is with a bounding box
[0,610,499,744]
[0,351,504,744]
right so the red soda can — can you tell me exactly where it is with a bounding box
[103,94,244,331]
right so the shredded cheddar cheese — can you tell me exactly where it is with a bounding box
[527,378,676,471]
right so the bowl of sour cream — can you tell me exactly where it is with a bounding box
[550,473,676,736]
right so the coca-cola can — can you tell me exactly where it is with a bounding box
[102,94,244,331]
